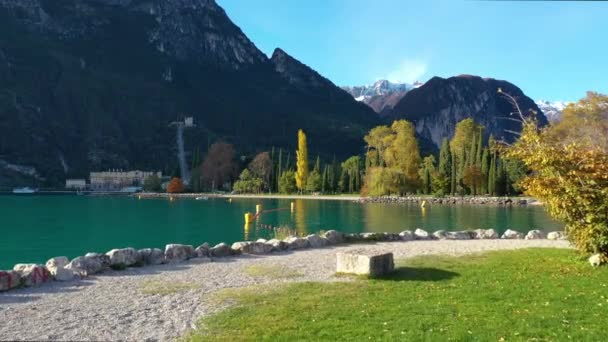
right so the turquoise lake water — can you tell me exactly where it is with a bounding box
[0,195,562,269]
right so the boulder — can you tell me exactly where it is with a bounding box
[46,256,76,281]
[382,233,400,241]
[547,231,565,240]
[0,270,21,291]
[336,250,394,278]
[525,230,545,240]
[13,264,51,287]
[432,230,447,240]
[45,256,69,272]
[256,238,267,243]
[306,234,329,248]
[53,268,77,282]
[164,244,196,263]
[361,232,382,241]
[284,236,310,250]
[414,229,430,240]
[138,248,166,265]
[66,253,110,276]
[345,233,363,242]
[589,254,604,267]
[472,229,499,239]
[106,248,141,268]
[210,243,233,257]
[231,241,251,254]
[323,230,344,244]
[266,239,288,251]
[501,229,524,239]
[195,243,210,258]
[231,241,273,255]
[399,230,414,241]
[445,231,471,240]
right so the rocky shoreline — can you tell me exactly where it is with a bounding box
[0,228,564,293]
[359,196,537,206]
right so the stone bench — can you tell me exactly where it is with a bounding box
[336,250,394,278]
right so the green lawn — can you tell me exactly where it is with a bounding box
[185,249,608,341]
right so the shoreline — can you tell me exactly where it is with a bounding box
[134,192,540,205]
[0,238,570,341]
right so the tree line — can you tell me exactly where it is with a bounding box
[146,118,525,197]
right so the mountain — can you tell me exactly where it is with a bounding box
[388,75,548,149]
[342,80,422,117]
[535,100,569,123]
[0,0,379,186]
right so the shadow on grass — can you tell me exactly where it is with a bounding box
[377,266,459,282]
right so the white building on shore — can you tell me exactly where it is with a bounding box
[65,179,87,190]
[90,170,162,191]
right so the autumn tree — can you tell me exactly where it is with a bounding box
[295,129,308,192]
[248,152,273,191]
[506,91,608,262]
[200,142,238,191]
[167,177,184,193]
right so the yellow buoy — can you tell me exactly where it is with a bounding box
[256,204,262,214]
[244,212,253,224]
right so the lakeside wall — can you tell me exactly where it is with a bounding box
[1,228,565,292]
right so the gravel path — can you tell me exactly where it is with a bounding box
[0,240,570,341]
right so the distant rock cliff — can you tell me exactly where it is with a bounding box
[389,75,548,149]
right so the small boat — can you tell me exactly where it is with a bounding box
[195,196,209,201]
[12,187,37,194]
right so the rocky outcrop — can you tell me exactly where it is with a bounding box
[399,230,415,241]
[45,256,76,281]
[306,234,329,248]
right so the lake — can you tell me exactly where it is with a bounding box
[0,195,562,269]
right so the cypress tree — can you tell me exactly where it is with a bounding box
[481,148,490,195]
[314,155,321,173]
[489,151,496,195]
[468,132,477,168]
[450,150,457,195]
[276,148,283,191]
[476,129,484,166]
[321,165,328,193]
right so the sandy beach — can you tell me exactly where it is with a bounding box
[0,239,569,341]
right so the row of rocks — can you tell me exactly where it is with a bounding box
[359,196,531,206]
[1,229,564,292]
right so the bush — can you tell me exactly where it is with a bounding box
[278,171,297,194]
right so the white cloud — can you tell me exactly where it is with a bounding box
[386,59,428,83]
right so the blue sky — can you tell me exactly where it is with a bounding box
[218,0,607,102]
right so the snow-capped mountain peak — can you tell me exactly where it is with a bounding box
[536,100,571,123]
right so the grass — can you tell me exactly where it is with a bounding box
[184,248,608,341]
[243,264,302,279]
[140,280,200,295]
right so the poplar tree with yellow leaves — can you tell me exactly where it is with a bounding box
[295,129,309,192]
